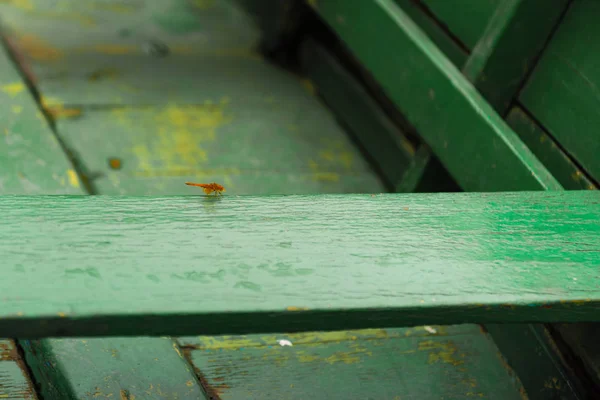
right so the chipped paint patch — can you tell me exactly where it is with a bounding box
[1,82,25,97]
[418,340,464,366]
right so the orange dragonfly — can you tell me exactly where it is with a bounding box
[185,182,225,196]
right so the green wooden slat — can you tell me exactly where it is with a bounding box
[462,0,569,114]
[393,0,467,67]
[1,192,600,337]
[519,0,600,184]
[20,337,206,400]
[419,0,502,49]
[181,326,524,399]
[0,340,37,399]
[0,46,81,195]
[310,0,562,192]
[506,106,596,191]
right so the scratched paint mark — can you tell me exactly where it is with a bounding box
[67,169,80,188]
[65,267,101,279]
[1,82,25,97]
[234,281,262,292]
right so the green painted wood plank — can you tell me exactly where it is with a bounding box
[0,45,81,194]
[300,38,415,188]
[0,340,37,399]
[20,338,206,400]
[506,106,596,191]
[182,326,524,399]
[54,101,385,195]
[462,0,569,114]
[0,191,600,337]
[393,0,467,67]
[419,0,502,50]
[0,0,264,106]
[519,0,600,184]
[310,0,562,192]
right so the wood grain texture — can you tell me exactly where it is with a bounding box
[183,326,524,399]
[310,0,562,192]
[1,192,599,337]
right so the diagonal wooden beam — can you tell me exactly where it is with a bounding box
[309,0,561,192]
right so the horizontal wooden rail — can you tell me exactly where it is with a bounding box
[1,192,599,338]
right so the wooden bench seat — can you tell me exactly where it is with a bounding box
[1,191,599,338]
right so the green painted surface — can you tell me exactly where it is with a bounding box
[462,0,569,114]
[55,102,384,195]
[506,107,596,191]
[0,45,81,194]
[0,340,37,399]
[519,0,600,184]
[420,0,501,49]
[182,326,524,399]
[20,338,205,400]
[300,38,415,189]
[311,0,562,192]
[0,192,600,337]
[394,0,467,67]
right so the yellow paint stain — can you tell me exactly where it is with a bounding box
[117,105,230,174]
[312,172,340,182]
[540,135,547,143]
[544,377,561,390]
[192,0,216,9]
[88,67,120,82]
[1,82,25,97]
[92,44,137,55]
[0,0,33,11]
[172,341,183,358]
[67,169,80,188]
[302,79,316,95]
[87,2,137,13]
[571,170,582,181]
[11,105,22,114]
[286,306,309,311]
[33,10,96,26]
[57,312,66,318]
[418,340,464,366]
[14,34,64,61]
[400,138,416,156]
[186,380,194,387]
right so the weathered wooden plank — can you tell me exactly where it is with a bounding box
[462,0,569,113]
[300,38,415,189]
[0,340,37,399]
[310,0,562,192]
[0,192,599,338]
[181,326,524,399]
[20,337,206,400]
[0,45,81,194]
[519,0,600,184]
